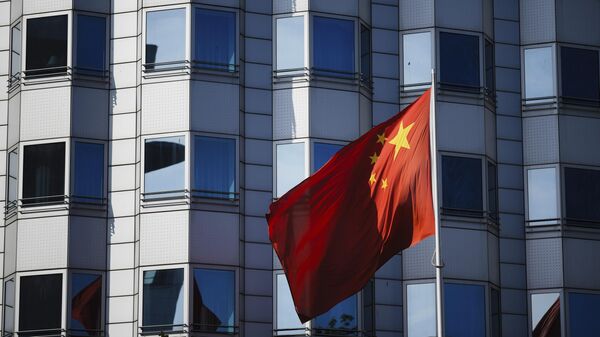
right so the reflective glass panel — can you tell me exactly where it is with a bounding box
[146,9,186,69]
[7,150,18,205]
[142,269,184,332]
[442,156,483,212]
[568,292,600,337]
[3,279,15,335]
[23,142,65,204]
[194,137,235,199]
[531,293,560,337]
[488,162,498,219]
[71,274,102,336]
[527,168,558,223]
[407,283,436,337]
[26,15,68,76]
[524,47,554,99]
[485,40,495,93]
[565,167,600,223]
[313,16,354,76]
[194,9,236,71]
[403,32,431,86]
[440,32,479,87]
[491,288,501,337]
[19,274,62,335]
[11,23,21,78]
[314,295,358,333]
[73,142,104,203]
[76,15,106,73]
[313,142,343,172]
[561,47,600,102]
[193,269,235,333]
[144,136,185,198]
[276,143,305,198]
[445,283,485,337]
[276,274,303,334]
[360,25,371,80]
[276,17,304,72]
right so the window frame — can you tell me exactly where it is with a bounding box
[6,146,19,216]
[521,44,557,105]
[528,290,564,337]
[72,12,109,77]
[438,153,488,218]
[9,21,22,87]
[309,13,359,79]
[66,271,104,336]
[557,43,600,106]
[272,13,309,77]
[3,278,16,336]
[359,21,372,85]
[437,29,483,92]
[70,139,107,206]
[525,165,561,226]
[273,139,310,198]
[400,29,435,91]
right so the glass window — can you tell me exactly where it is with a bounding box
[524,47,554,100]
[22,142,65,205]
[73,142,104,203]
[145,9,186,70]
[193,136,236,200]
[442,156,483,213]
[445,283,485,337]
[142,269,184,333]
[313,16,354,76]
[568,293,600,337]
[276,143,305,198]
[75,15,106,74]
[193,269,235,333]
[313,142,343,172]
[440,32,480,88]
[25,15,68,76]
[485,39,495,94]
[313,295,358,333]
[3,279,15,336]
[362,280,375,335]
[403,32,432,87]
[7,150,18,208]
[276,16,304,73]
[19,274,62,336]
[407,283,436,337]
[561,47,600,102]
[491,288,501,337]
[144,136,185,199]
[488,162,498,219]
[71,273,102,335]
[194,9,236,71]
[527,168,559,224]
[276,274,304,335]
[360,25,371,81]
[11,23,21,79]
[565,167,600,223]
[531,293,560,337]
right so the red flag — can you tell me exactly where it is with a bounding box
[267,89,435,322]
[533,299,561,337]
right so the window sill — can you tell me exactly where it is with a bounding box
[273,328,372,337]
[436,83,496,109]
[273,68,372,91]
[15,196,107,215]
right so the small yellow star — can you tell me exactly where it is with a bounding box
[369,173,377,186]
[376,133,387,145]
[381,178,388,189]
[388,121,415,159]
[369,152,379,164]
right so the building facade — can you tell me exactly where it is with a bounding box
[0,0,599,336]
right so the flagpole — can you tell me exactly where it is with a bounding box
[430,69,444,337]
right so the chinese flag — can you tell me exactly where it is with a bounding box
[267,89,435,322]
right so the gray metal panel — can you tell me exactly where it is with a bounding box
[563,238,600,289]
[247,0,271,14]
[483,0,494,38]
[499,188,524,214]
[141,81,189,134]
[74,0,110,13]
[559,115,600,166]
[500,262,526,289]
[501,288,527,314]
[372,77,399,104]
[523,115,559,165]
[443,226,488,281]
[359,92,372,135]
[498,163,524,189]
[244,323,272,337]
[245,295,272,322]
[245,13,271,40]
[245,164,272,191]
[398,0,434,30]
[190,81,240,134]
[245,113,272,140]
[10,0,22,23]
[494,0,519,21]
[485,109,497,160]
[191,0,239,8]
[245,138,272,166]
[21,87,71,141]
[494,20,520,45]
[496,67,521,92]
[310,0,358,16]
[402,236,434,280]
[435,0,483,31]
[488,232,500,285]
[17,217,68,271]
[310,88,360,141]
[501,314,528,337]
[189,211,240,265]
[373,102,400,126]
[273,88,309,140]
[244,190,272,217]
[245,242,272,269]
[245,216,269,244]
[372,53,399,79]
[359,0,371,25]
[526,238,563,289]
[245,269,272,296]
[497,115,522,141]
[375,279,402,305]
[375,254,402,279]
[436,102,486,154]
[520,0,556,44]
[372,3,398,30]
[499,213,525,239]
[496,92,521,117]
[495,44,521,69]
[22,0,71,14]
[72,87,109,140]
[273,0,308,14]
[500,238,526,264]
[245,88,272,115]
[246,38,272,65]
[69,216,106,269]
[245,63,271,89]
[556,0,600,46]
[375,305,402,331]
[372,28,398,54]
[4,223,16,276]
[140,211,189,266]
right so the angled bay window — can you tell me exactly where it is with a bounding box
[142,269,184,333]
[560,47,600,105]
[7,150,18,212]
[524,47,554,102]
[19,274,62,337]
[71,273,102,336]
[194,8,236,71]
[22,142,65,205]
[403,32,432,89]
[144,136,185,199]
[3,279,15,337]
[25,15,68,77]
[441,156,483,215]
[531,293,560,337]
[145,9,186,71]
[313,142,343,172]
[276,274,304,335]
[440,32,480,89]
[360,25,371,83]
[568,292,600,337]
[192,269,235,333]
[73,142,104,204]
[10,23,21,83]
[313,16,354,78]
[564,167,600,225]
[527,167,559,225]
[275,16,305,75]
[276,142,306,198]
[75,15,107,75]
[193,136,236,200]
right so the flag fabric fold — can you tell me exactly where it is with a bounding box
[267,89,435,322]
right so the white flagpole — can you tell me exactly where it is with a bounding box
[430,69,444,337]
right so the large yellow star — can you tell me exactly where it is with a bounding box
[376,133,386,145]
[369,173,377,186]
[381,178,388,189]
[388,121,415,159]
[369,152,379,164]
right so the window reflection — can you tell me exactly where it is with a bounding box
[560,47,600,103]
[531,293,560,337]
[445,283,485,337]
[142,269,184,333]
[73,142,104,204]
[193,269,235,333]
[403,32,432,87]
[276,16,304,74]
[276,143,305,198]
[3,279,15,336]
[144,136,185,199]
[568,292,600,337]
[527,168,558,224]
[19,274,63,337]
[194,9,236,71]
[276,274,304,335]
[313,295,358,335]
[7,150,18,208]
[23,142,66,205]
[407,283,436,337]
[145,9,186,70]
[565,167,600,224]
[76,15,106,74]
[440,32,480,88]
[524,47,554,100]
[193,137,236,200]
[11,23,21,79]
[71,274,102,336]
[313,16,354,77]
[313,142,343,173]
[26,15,68,76]
[441,156,483,214]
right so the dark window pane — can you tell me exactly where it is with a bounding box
[360,25,371,81]
[444,283,485,337]
[440,32,479,88]
[193,137,235,199]
[488,162,498,219]
[313,16,354,76]
[565,167,600,223]
[485,40,495,94]
[561,47,600,102]
[193,269,235,333]
[11,23,21,78]
[362,281,375,335]
[23,142,65,205]
[71,274,102,336]
[531,293,560,337]
[442,156,483,213]
[145,9,186,70]
[26,15,68,76]
[19,274,62,335]
[76,15,106,74]
[313,142,343,172]
[194,9,236,71]
[73,142,104,203]
[491,289,501,337]
[569,293,600,337]
[142,269,184,332]
[144,136,185,198]
[314,295,358,333]
[3,279,15,335]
